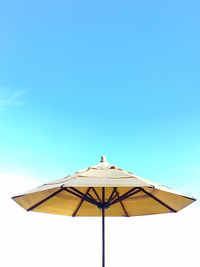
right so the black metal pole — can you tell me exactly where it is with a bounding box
[102,188,105,267]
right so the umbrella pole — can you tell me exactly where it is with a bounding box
[102,188,105,267]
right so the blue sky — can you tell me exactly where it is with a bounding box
[0,0,200,197]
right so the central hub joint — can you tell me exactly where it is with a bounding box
[97,202,110,209]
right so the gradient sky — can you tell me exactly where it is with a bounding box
[0,0,200,198]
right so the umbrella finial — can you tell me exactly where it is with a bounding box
[100,155,107,163]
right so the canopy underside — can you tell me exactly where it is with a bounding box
[13,186,194,217]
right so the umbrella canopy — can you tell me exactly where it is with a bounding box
[12,156,196,267]
[12,156,195,217]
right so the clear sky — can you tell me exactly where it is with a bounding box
[0,0,200,198]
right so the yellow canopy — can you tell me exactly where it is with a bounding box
[12,156,196,217]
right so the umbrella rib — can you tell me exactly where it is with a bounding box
[63,187,99,206]
[70,187,99,205]
[109,192,119,203]
[27,188,64,211]
[72,187,91,217]
[141,188,177,213]
[110,187,141,206]
[12,194,25,199]
[107,187,117,203]
[91,188,102,203]
[87,191,99,202]
[116,190,129,217]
